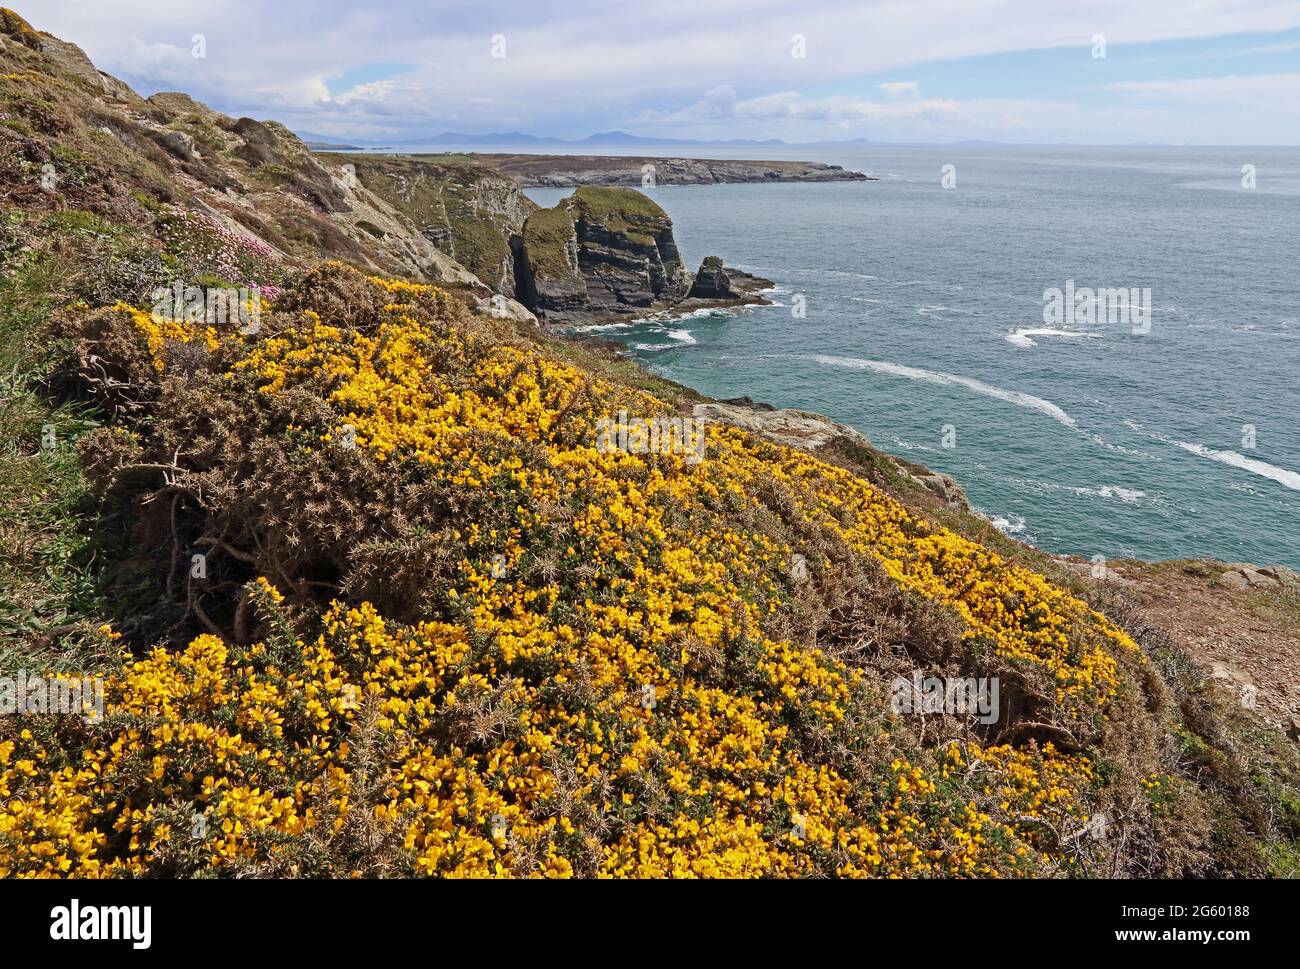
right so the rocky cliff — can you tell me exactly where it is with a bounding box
[342,154,536,296]
[516,186,690,322]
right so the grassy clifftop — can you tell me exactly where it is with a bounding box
[1,7,1298,878]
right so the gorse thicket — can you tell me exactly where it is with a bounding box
[1,265,1205,877]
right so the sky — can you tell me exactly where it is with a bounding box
[24,0,1300,144]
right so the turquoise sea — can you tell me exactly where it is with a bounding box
[523,146,1300,569]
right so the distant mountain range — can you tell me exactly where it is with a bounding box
[294,128,1015,150]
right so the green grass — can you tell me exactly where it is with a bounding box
[521,205,576,279]
[570,185,667,220]
[0,212,122,674]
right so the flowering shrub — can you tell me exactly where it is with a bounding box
[2,585,1056,878]
[159,208,283,289]
[2,268,1162,878]
[110,301,219,373]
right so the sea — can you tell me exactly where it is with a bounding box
[510,145,1300,569]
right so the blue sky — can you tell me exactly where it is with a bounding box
[26,1,1300,144]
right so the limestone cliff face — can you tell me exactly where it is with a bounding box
[517,187,688,322]
[343,155,536,296]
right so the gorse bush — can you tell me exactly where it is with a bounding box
[2,264,1221,878]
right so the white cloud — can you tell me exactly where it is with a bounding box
[879,81,920,97]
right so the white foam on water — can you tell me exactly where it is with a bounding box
[988,513,1027,535]
[1127,420,1300,493]
[571,321,634,334]
[641,304,746,326]
[810,354,1079,429]
[1172,441,1300,493]
[1232,325,1297,340]
[1075,485,1145,502]
[752,267,875,281]
[890,436,934,453]
[1004,328,1101,348]
[665,329,697,344]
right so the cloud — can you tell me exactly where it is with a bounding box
[696,84,739,118]
[879,81,920,97]
[643,87,956,122]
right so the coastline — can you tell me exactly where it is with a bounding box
[438,152,876,186]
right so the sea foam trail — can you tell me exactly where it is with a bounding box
[1124,420,1300,494]
[1005,328,1101,348]
[810,355,1078,429]
[1172,441,1300,493]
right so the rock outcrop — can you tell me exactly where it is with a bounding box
[516,187,688,322]
[911,471,972,512]
[670,259,775,316]
[1215,564,1300,591]
[687,256,735,300]
[692,399,869,452]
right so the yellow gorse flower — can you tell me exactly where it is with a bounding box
[0,277,1141,878]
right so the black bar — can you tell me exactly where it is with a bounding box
[0,877,1277,956]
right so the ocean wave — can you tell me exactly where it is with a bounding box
[1232,324,1297,340]
[809,355,1079,429]
[746,267,876,281]
[1004,473,1148,504]
[665,329,697,344]
[1004,328,1101,348]
[889,436,934,453]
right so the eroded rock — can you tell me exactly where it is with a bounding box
[518,186,688,322]
[687,256,735,300]
[912,471,972,512]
